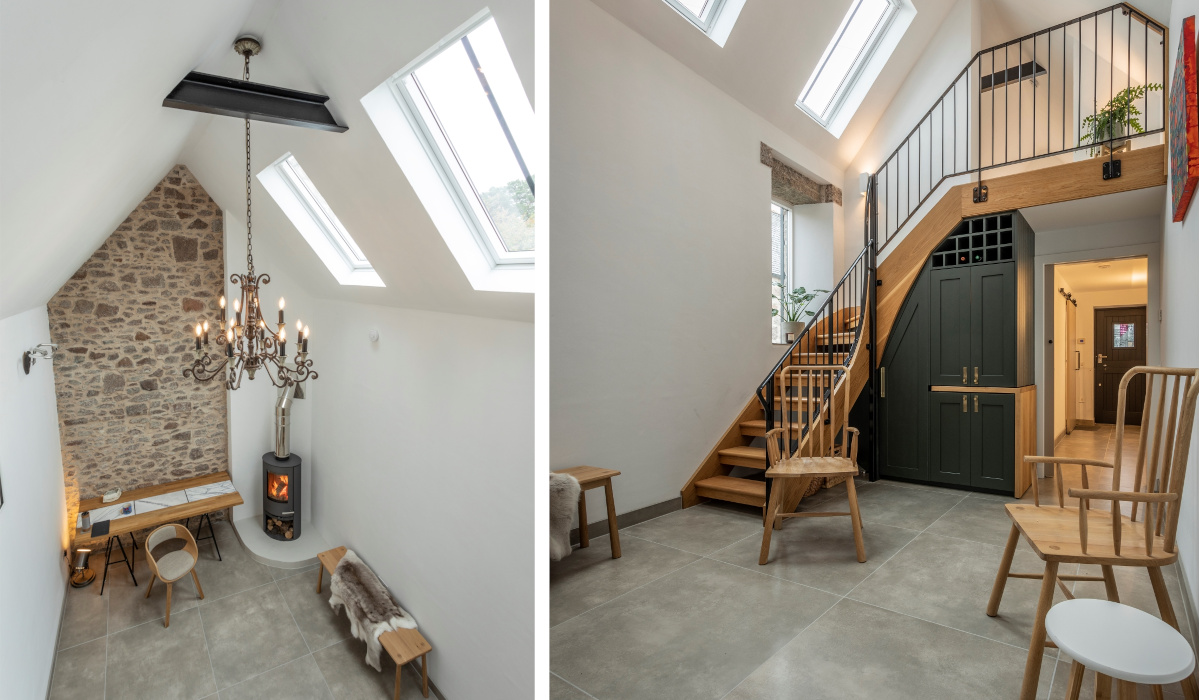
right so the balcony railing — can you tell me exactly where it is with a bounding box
[873,3,1168,254]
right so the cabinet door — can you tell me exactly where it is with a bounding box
[928,392,971,486]
[971,393,1015,491]
[971,263,1017,387]
[929,268,972,386]
[879,271,929,481]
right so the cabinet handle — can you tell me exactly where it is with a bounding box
[962,395,968,412]
[974,367,979,385]
[962,367,967,384]
[974,395,979,412]
[880,367,886,398]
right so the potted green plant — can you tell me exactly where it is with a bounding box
[1079,83,1163,156]
[772,283,829,342]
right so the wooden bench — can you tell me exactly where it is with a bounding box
[316,546,430,699]
[552,466,622,558]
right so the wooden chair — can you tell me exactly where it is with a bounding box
[986,366,1199,700]
[143,523,204,627]
[759,362,865,566]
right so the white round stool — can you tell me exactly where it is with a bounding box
[1046,598,1196,699]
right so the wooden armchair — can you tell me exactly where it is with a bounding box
[758,362,865,566]
[986,366,1198,700]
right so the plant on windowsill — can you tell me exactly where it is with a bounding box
[1079,83,1163,157]
[773,283,829,343]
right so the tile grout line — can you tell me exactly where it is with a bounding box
[103,591,109,700]
[272,578,337,698]
[195,600,221,696]
[550,554,707,631]
[552,670,601,700]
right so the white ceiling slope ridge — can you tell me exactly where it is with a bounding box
[1,0,534,324]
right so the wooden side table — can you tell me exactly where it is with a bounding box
[380,627,432,700]
[552,466,622,558]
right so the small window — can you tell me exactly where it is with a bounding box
[771,202,791,344]
[363,12,534,293]
[797,0,902,130]
[1113,324,1136,348]
[258,154,384,287]
[660,0,747,46]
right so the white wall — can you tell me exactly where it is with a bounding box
[0,307,68,698]
[550,0,843,517]
[1160,0,1199,623]
[791,202,837,311]
[222,213,315,528]
[308,300,533,700]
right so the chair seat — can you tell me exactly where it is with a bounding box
[1005,503,1176,565]
[1046,599,1196,685]
[155,549,196,581]
[767,455,857,477]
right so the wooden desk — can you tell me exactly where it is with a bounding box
[75,472,243,594]
[552,466,622,558]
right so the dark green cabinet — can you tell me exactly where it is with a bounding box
[929,392,1015,492]
[929,392,971,485]
[930,268,972,386]
[879,270,929,482]
[973,393,1015,492]
[876,210,1034,494]
[972,264,1018,387]
[931,262,1018,387]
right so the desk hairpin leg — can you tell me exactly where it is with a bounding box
[99,534,137,595]
[192,512,222,561]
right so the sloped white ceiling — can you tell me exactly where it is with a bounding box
[0,0,258,319]
[588,0,961,170]
[1,0,534,323]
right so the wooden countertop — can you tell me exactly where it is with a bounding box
[75,471,242,547]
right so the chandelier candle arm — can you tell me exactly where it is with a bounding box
[183,36,317,392]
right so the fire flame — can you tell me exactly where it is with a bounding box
[267,473,289,502]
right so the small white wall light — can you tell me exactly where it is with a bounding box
[859,173,871,195]
[368,329,380,342]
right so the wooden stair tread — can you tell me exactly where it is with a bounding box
[817,331,857,343]
[740,419,767,436]
[694,475,766,507]
[718,445,767,469]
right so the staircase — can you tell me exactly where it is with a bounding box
[682,3,1170,514]
[683,250,871,512]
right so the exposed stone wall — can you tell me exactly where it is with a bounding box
[760,143,843,206]
[48,165,227,531]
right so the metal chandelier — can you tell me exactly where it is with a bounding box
[184,37,318,390]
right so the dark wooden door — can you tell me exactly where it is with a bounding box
[930,268,972,386]
[971,393,1015,491]
[1094,306,1147,424]
[879,271,929,481]
[929,392,972,486]
[971,263,1017,387]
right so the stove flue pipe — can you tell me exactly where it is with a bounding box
[274,383,296,459]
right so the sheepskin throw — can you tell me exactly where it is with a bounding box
[550,473,581,561]
[328,549,417,671]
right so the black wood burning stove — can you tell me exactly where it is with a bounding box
[263,452,301,540]
[263,383,301,540]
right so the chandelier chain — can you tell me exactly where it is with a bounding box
[243,51,254,275]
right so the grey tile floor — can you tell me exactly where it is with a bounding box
[550,477,1197,700]
[49,520,434,700]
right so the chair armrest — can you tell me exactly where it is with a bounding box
[1024,456,1114,469]
[845,427,860,465]
[1066,488,1178,503]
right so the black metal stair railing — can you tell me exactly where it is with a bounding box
[756,242,873,459]
[874,3,1168,255]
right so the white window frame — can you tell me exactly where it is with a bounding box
[796,0,912,136]
[771,200,793,345]
[361,10,534,294]
[258,152,384,287]
[661,0,748,47]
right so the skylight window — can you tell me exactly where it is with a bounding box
[362,11,535,293]
[797,0,907,134]
[258,153,384,287]
[661,0,747,45]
